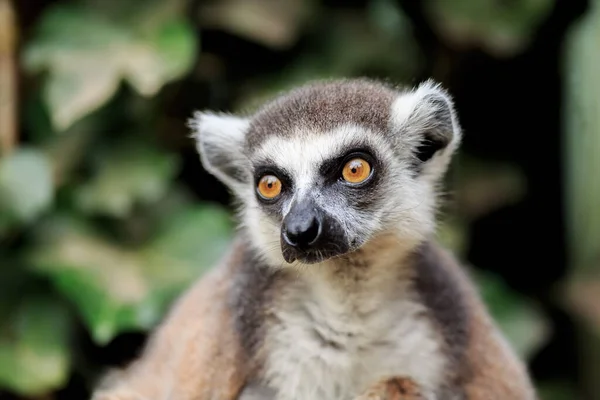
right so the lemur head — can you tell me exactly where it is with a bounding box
[190,78,461,267]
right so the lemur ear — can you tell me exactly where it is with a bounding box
[189,111,251,193]
[390,79,462,177]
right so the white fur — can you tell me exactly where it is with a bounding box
[262,241,446,400]
[390,80,462,183]
[189,111,251,194]
[243,122,438,268]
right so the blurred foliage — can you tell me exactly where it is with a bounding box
[474,270,550,361]
[0,294,71,396]
[0,0,595,398]
[29,204,233,345]
[0,148,53,230]
[24,0,197,131]
[423,0,554,57]
[563,0,600,397]
[198,0,316,49]
[233,0,421,112]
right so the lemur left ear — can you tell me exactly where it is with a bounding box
[189,111,251,195]
[390,79,462,177]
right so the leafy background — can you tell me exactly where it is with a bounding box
[0,0,599,398]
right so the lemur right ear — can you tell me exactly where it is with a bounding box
[390,80,462,179]
[189,111,251,194]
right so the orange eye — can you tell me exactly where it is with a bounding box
[342,158,371,184]
[257,175,282,199]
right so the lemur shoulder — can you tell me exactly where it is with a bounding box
[91,78,538,400]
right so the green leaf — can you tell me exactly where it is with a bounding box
[0,148,53,230]
[75,140,180,218]
[29,204,233,344]
[0,294,71,396]
[198,0,315,49]
[23,3,197,131]
[474,270,550,361]
[423,0,553,57]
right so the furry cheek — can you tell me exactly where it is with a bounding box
[243,204,287,266]
[385,181,436,243]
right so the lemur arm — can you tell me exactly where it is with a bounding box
[238,378,425,400]
[91,261,248,400]
[354,377,427,400]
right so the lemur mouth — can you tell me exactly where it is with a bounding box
[281,243,350,264]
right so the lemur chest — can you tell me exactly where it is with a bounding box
[260,284,447,400]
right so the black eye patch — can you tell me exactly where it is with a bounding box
[318,147,378,184]
[252,164,293,188]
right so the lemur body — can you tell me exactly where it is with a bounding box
[92,79,538,400]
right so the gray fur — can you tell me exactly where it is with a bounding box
[245,78,396,150]
[228,238,284,375]
[411,241,471,398]
[238,383,277,400]
[191,78,470,399]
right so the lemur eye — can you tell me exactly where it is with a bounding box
[342,158,371,184]
[257,175,282,199]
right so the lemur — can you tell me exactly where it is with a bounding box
[91,78,538,400]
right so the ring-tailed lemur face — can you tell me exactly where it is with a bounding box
[190,78,461,267]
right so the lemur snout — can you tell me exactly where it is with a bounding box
[283,214,321,248]
[281,199,323,257]
[280,198,349,264]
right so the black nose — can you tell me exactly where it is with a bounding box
[283,214,322,248]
